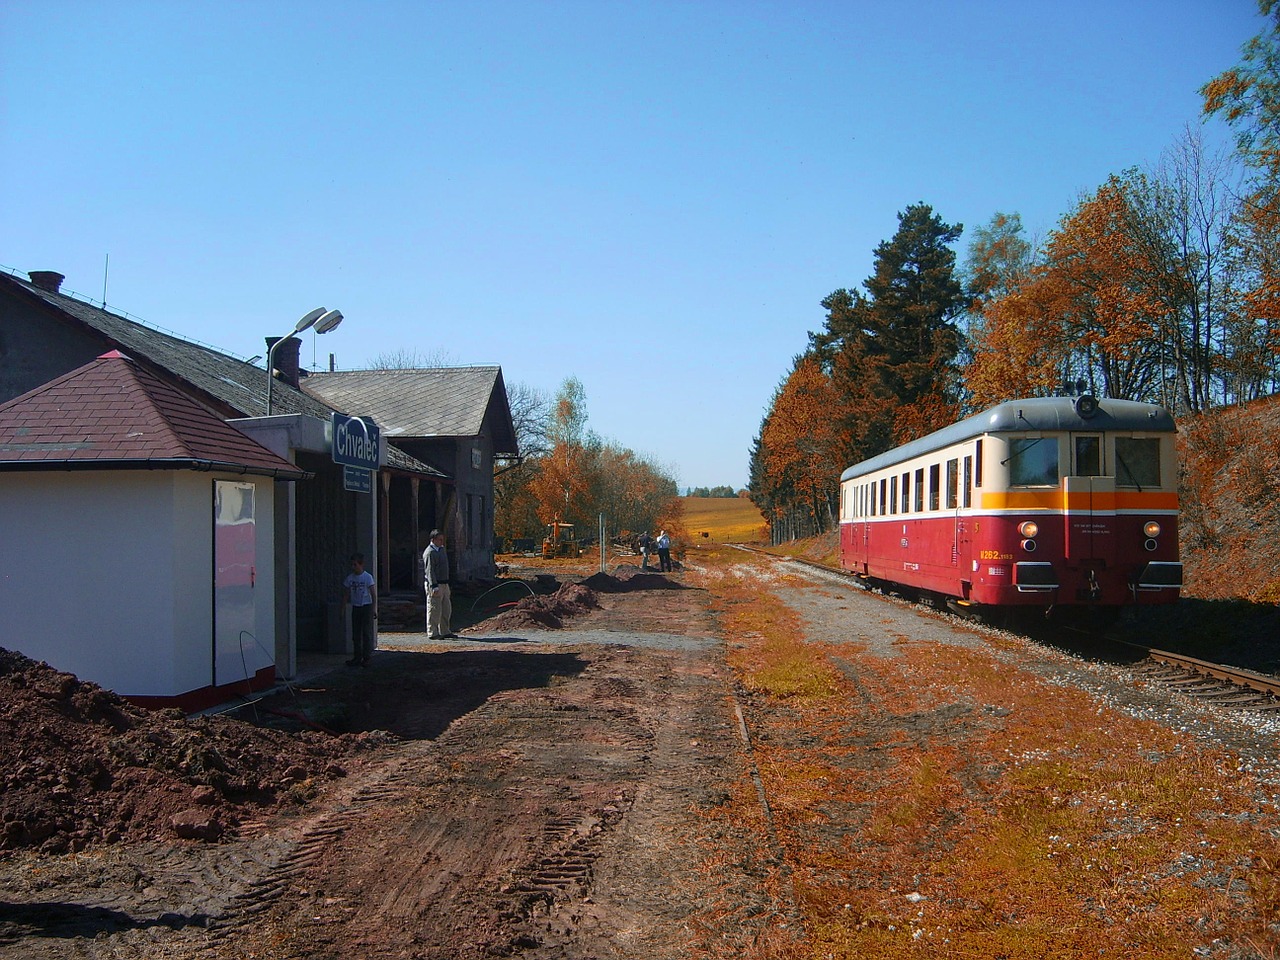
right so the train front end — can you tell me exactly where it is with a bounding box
[968,396,1182,610]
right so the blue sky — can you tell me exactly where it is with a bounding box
[0,0,1263,490]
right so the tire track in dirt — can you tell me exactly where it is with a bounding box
[211,640,763,960]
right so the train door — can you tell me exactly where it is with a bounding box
[1062,433,1116,567]
[955,453,974,572]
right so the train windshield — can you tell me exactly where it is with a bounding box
[1007,437,1059,486]
[1115,437,1161,488]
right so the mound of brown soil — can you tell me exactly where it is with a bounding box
[581,570,685,592]
[484,581,601,631]
[0,648,373,853]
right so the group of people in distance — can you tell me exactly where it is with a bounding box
[636,529,672,572]
[343,525,677,666]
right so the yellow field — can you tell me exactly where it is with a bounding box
[680,496,768,543]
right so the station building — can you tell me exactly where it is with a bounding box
[0,268,517,708]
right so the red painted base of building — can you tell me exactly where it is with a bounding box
[125,664,277,713]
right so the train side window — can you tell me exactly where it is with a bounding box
[946,459,959,509]
[880,478,888,515]
[890,475,898,514]
[1115,437,1161,487]
[900,472,909,513]
[929,464,941,510]
[974,439,983,487]
[914,468,924,511]
[1008,438,1059,486]
[963,456,973,508]
[1075,435,1103,477]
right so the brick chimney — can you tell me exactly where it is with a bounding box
[28,271,64,293]
[266,336,303,390]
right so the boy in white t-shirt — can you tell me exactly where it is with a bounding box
[342,553,377,666]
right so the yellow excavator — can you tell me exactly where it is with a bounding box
[541,518,580,558]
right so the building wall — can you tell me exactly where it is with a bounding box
[400,437,496,583]
[0,470,277,698]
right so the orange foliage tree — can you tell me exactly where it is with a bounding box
[753,354,847,536]
[966,175,1170,405]
[508,376,681,544]
[1202,2,1280,399]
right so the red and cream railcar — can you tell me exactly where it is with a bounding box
[838,395,1182,612]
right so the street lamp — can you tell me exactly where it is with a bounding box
[265,307,343,414]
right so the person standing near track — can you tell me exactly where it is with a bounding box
[637,530,653,571]
[423,529,455,639]
[343,553,377,667]
[655,530,672,572]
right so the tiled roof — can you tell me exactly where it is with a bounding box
[303,367,519,456]
[0,351,308,477]
[0,272,446,479]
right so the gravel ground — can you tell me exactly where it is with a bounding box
[3,556,1279,957]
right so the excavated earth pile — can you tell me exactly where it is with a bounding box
[0,649,377,854]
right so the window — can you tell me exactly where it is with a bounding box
[914,468,924,511]
[890,475,898,514]
[1075,435,1102,476]
[901,472,910,513]
[1009,438,1059,486]
[880,478,888,516]
[870,481,877,517]
[963,456,973,508]
[929,464,941,510]
[975,439,983,488]
[1115,437,1161,487]
[946,458,959,509]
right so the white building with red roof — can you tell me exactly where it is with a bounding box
[0,351,308,709]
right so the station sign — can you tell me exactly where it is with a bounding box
[329,413,380,471]
[343,465,372,494]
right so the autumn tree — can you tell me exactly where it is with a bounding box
[1202,1,1280,182]
[1128,128,1243,411]
[962,212,1066,406]
[527,377,591,528]
[750,353,846,537]
[506,376,681,543]
[964,175,1177,405]
[493,381,552,543]
[1202,2,1280,398]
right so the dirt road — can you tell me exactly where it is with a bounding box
[0,566,787,959]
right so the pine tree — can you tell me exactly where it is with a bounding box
[820,203,966,462]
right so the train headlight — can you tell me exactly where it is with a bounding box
[1143,520,1162,538]
[1019,521,1039,538]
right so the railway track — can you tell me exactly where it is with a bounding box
[735,544,1280,714]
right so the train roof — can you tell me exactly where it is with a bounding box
[840,396,1176,481]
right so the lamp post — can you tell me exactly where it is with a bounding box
[265,307,344,415]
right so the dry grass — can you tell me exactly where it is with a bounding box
[682,496,770,544]
[687,544,1280,959]
[1179,396,1280,602]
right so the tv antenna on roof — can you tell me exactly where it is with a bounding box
[102,253,109,309]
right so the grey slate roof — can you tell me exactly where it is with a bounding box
[0,272,446,479]
[303,367,519,456]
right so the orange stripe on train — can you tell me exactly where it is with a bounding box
[979,491,1179,511]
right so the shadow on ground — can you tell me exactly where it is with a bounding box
[230,649,588,740]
